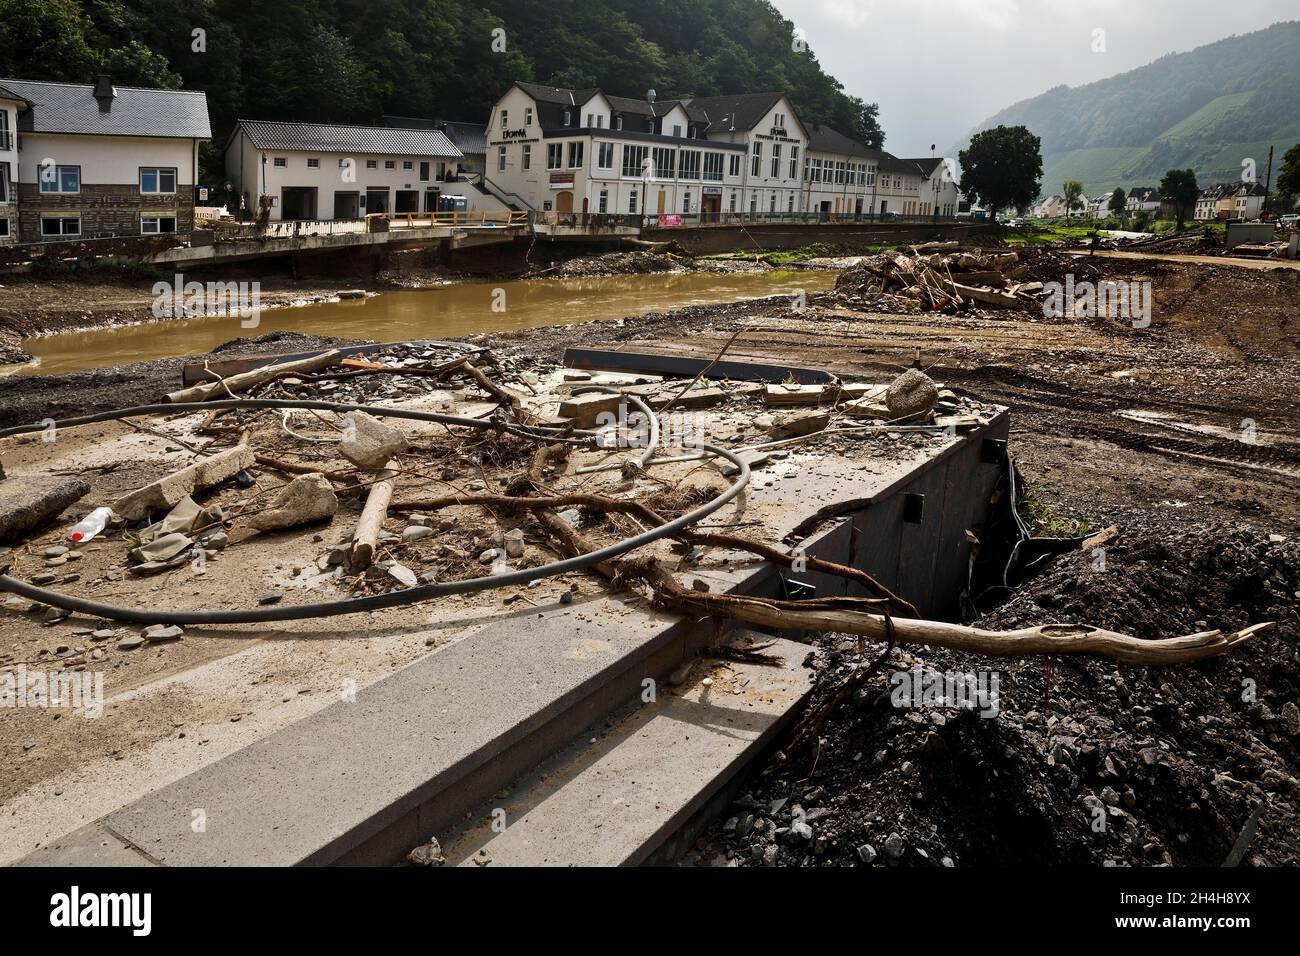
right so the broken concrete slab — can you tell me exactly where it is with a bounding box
[767,410,831,439]
[0,473,90,543]
[113,445,255,522]
[558,392,625,429]
[338,412,408,471]
[248,473,339,532]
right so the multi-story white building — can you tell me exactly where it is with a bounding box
[907,157,961,218]
[484,82,746,219]
[684,92,808,217]
[872,155,927,216]
[224,120,466,220]
[0,83,23,243]
[1,76,210,243]
[801,123,876,217]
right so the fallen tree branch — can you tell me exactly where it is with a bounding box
[167,349,344,404]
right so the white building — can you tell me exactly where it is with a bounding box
[873,155,927,216]
[484,82,746,219]
[685,91,809,216]
[224,120,466,220]
[906,157,961,218]
[802,123,876,217]
[1,76,209,243]
[0,83,22,243]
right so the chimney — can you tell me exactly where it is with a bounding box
[646,88,657,103]
[93,75,116,113]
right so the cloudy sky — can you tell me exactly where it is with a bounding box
[769,0,1293,158]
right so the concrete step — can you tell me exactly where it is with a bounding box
[442,632,812,867]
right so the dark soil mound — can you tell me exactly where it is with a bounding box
[692,522,1300,867]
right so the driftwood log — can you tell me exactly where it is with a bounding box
[350,461,398,572]
[387,489,1271,666]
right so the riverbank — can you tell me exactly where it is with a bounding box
[0,249,802,369]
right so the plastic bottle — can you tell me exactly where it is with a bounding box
[68,507,114,544]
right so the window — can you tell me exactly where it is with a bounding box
[680,150,701,180]
[385,160,396,169]
[866,166,876,187]
[273,157,286,168]
[683,192,691,213]
[729,154,741,178]
[0,217,8,237]
[729,192,737,213]
[307,158,320,168]
[501,109,509,130]
[420,161,430,182]
[836,161,846,185]
[703,152,723,182]
[403,161,413,170]
[751,142,762,178]
[672,125,682,138]
[339,158,351,168]
[598,189,608,213]
[628,189,638,214]
[597,142,614,169]
[141,215,177,235]
[140,167,177,193]
[547,143,562,169]
[770,193,777,213]
[614,116,623,131]
[804,157,811,182]
[789,146,798,181]
[39,165,80,194]
[0,162,10,204]
[0,108,8,150]
[770,143,781,179]
[366,159,378,169]
[774,112,786,129]
[497,146,506,172]
[651,147,675,179]
[522,145,532,171]
[524,107,533,126]
[41,215,80,236]
[788,195,795,213]
[563,109,571,126]
[622,144,649,178]
[567,142,584,169]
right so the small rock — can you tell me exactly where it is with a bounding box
[117,636,145,651]
[856,843,877,864]
[883,832,905,859]
[402,526,436,543]
[503,528,525,559]
[408,838,446,867]
[142,624,183,643]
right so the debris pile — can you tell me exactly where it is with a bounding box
[832,247,1084,313]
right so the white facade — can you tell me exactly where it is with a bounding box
[0,93,20,242]
[486,85,747,218]
[223,121,474,221]
[698,96,808,216]
[914,158,960,218]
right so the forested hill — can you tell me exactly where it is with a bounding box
[0,0,882,148]
[964,20,1300,195]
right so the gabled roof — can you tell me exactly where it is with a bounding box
[904,157,947,177]
[805,123,872,157]
[0,83,27,105]
[685,92,786,132]
[515,82,601,108]
[1127,186,1159,201]
[877,153,923,175]
[382,115,486,155]
[233,119,461,157]
[2,77,209,138]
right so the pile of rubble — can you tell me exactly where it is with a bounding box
[833,246,1082,313]
[540,250,689,279]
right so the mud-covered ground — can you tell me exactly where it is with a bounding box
[3,246,1299,866]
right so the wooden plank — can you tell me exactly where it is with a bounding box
[563,347,835,385]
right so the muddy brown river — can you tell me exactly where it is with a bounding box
[18,269,835,375]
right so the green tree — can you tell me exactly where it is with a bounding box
[1063,179,1085,219]
[957,125,1043,223]
[1159,167,1199,230]
[1276,142,1300,212]
[1108,187,1127,220]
